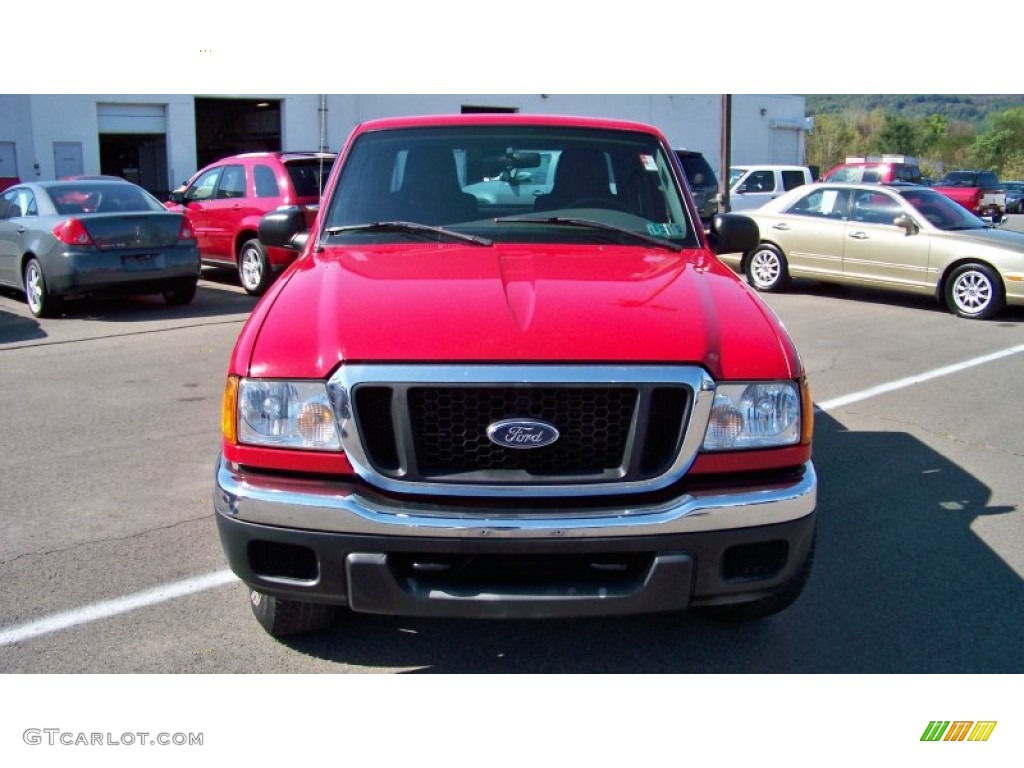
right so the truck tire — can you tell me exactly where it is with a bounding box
[699,534,815,623]
[249,589,340,637]
[945,262,1004,320]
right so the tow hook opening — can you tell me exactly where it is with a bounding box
[721,541,788,582]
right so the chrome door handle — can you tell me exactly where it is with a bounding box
[849,231,868,240]
[17,226,27,234]
[771,223,790,231]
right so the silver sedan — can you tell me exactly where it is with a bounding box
[723,182,1024,319]
[0,180,200,317]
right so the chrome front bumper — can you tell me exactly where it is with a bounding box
[214,455,817,539]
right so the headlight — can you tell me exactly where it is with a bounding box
[237,379,341,450]
[702,382,801,451]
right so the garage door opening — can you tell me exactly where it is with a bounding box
[99,134,169,198]
[194,98,282,168]
[97,103,169,198]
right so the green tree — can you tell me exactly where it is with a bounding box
[806,114,855,173]
[872,116,919,156]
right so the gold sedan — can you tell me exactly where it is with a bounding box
[722,182,1024,319]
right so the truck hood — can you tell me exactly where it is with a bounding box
[242,242,800,381]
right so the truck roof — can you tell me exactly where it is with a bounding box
[353,113,666,135]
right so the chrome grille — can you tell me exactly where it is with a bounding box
[334,365,714,496]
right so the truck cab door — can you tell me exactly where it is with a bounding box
[731,169,778,211]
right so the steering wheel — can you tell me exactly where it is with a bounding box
[563,196,630,212]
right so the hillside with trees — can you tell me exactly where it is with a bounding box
[803,95,1024,179]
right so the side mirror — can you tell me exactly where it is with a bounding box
[712,212,759,254]
[259,206,309,250]
[893,214,918,235]
[168,190,186,204]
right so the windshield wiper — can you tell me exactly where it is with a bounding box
[494,216,684,252]
[322,221,491,246]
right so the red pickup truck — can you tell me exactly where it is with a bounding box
[931,170,1006,221]
[213,113,818,639]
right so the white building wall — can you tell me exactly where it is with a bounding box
[1,94,808,189]
[729,94,809,167]
[0,95,36,180]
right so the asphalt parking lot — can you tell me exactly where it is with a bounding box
[1,228,1023,675]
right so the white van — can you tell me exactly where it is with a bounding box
[728,165,813,211]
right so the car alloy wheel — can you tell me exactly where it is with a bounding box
[745,244,789,292]
[24,258,61,318]
[946,263,1003,320]
[238,239,272,296]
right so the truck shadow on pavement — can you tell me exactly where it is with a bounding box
[281,411,1021,673]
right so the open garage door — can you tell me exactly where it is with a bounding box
[97,103,169,198]
[194,98,281,169]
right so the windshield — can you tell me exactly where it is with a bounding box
[728,167,748,187]
[897,188,988,230]
[321,125,698,248]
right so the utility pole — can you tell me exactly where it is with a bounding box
[719,94,732,214]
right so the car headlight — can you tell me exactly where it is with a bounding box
[702,382,801,451]
[236,379,341,450]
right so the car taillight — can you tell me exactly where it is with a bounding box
[52,219,94,246]
[178,219,194,240]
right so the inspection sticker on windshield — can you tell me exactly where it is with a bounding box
[640,154,659,171]
[647,223,684,237]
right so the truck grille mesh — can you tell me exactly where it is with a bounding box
[352,381,690,487]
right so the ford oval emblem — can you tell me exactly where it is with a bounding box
[486,419,560,449]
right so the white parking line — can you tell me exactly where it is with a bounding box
[816,342,1024,412]
[2,340,1024,647]
[0,570,237,646]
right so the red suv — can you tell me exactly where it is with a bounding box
[168,151,334,295]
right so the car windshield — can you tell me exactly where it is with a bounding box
[728,167,748,186]
[897,188,988,230]
[321,125,698,248]
[47,182,164,214]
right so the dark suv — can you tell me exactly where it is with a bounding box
[675,149,719,225]
[168,151,335,295]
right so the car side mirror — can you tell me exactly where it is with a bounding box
[168,190,185,204]
[712,212,759,254]
[893,214,918,235]
[259,206,309,250]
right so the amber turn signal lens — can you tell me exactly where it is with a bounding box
[222,375,239,444]
[800,377,814,446]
